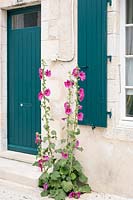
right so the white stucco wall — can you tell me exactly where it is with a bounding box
[0,0,133,198]
[42,0,133,198]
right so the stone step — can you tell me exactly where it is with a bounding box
[0,157,41,187]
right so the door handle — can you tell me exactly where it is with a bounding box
[19,103,32,107]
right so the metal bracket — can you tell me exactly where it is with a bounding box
[107,111,112,119]
[107,0,112,6]
[107,55,112,62]
[92,126,96,130]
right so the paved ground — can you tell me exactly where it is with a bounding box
[0,179,132,200]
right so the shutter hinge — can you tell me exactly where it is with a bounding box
[107,111,112,119]
[92,126,96,130]
[107,0,112,6]
[107,55,112,62]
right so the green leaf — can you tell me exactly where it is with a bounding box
[43,137,48,142]
[54,159,67,171]
[32,161,38,166]
[70,173,77,180]
[55,189,66,200]
[49,189,58,198]
[60,166,69,175]
[79,184,91,193]
[55,148,62,153]
[51,130,57,135]
[67,119,75,125]
[73,160,82,173]
[77,147,84,152]
[75,128,80,135]
[61,139,66,144]
[67,130,75,137]
[50,171,60,181]
[39,172,49,187]
[45,97,50,102]
[49,143,55,149]
[49,180,61,188]
[61,181,73,193]
[40,191,48,197]
[79,173,88,183]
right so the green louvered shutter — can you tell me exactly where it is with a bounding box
[78,0,107,127]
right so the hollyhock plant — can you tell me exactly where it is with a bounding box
[61,152,68,159]
[75,192,81,199]
[38,91,44,101]
[64,102,69,108]
[43,183,48,191]
[43,155,49,162]
[39,68,43,80]
[44,88,51,96]
[64,80,74,88]
[38,159,44,172]
[35,133,42,144]
[65,106,72,115]
[75,140,80,148]
[77,112,84,121]
[78,88,85,102]
[79,71,86,81]
[68,192,81,199]
[78,105,83,110]
[34,62,91,200]
[45,69,51,77]
[68,192,75,198]
[72,67,79,78]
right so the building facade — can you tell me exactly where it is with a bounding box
[0,0,133,198]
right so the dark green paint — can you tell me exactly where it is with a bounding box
[78,0,107,127]
[7,6,41,154]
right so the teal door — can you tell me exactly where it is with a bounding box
[8,6,41,155]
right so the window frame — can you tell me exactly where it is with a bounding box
[120,0,133,124]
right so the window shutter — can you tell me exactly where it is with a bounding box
[78,0,107,128]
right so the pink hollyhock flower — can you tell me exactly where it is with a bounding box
[64,102,69,108]
[61,152,68,159]
[77,112,84,121]
[39,68,43,80]
[72,67,79,78]
[44,88,51,96]
[43,155,49,162]
[75,140,79,148]
[79,71,86,81]
[38,91,44,101]
[75,192,81,199]
[43,183,48,191]
[35,133,42,144]
[68,192,75,198]
[78,105,82,110]
[64,80,74,88]
[78,88,85,102]
[78,88,84,96]
[65,106,72,115]
[45,69,51,77]
[38,159,43,172]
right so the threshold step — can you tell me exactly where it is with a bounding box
[0,157,41,187]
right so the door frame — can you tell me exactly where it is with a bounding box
[0,2,41,153]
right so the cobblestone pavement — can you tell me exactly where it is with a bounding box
[0,179,132,200]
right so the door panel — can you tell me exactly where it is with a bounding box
[8,6,41,154]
